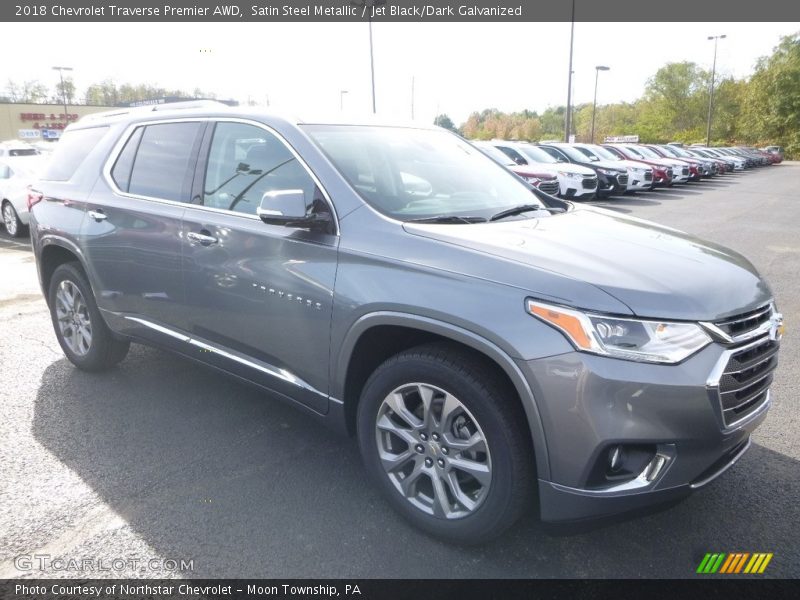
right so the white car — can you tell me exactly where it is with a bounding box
[0,140,41,158]
[0,156,48,237]
[491,141,598,199]
[571,143,654,192]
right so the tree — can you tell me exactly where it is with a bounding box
[54,77,76,105]
[433,113,458,133]
[739,32,800,155]
[4,79,51,103]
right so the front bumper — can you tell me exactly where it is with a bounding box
[518,342,773,522]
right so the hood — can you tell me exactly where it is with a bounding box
[403,206,772,321]
[586,160,626,173]
[616,159,652,171]
[528,161,595,176]
[510,165,557,180]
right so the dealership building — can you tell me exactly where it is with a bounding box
[0,102,118,143]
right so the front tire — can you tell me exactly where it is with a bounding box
[48,262,130,371]
[2,201,25,238]
[357,342,534,544]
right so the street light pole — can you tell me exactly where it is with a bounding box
[368,16,377,113]
[52,66,73,126]
[340,90,349,112]
[564,0,575,142]
[705,34,726,147]
[591,66,610,144]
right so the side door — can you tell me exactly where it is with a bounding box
[180,120,339,414]
[81,120,206,344]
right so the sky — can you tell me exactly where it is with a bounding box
[1,21,798,125]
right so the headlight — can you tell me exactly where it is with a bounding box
[597,168,613,175]
[558,171,580,179]
[526,300,711,364]
[521,175,541,184]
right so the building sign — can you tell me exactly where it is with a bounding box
[20,111,80,131]
[18,129,41,139]
[604,135,640,143]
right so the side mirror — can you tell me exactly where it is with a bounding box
[257,189,331,232]
[514,156,526,166]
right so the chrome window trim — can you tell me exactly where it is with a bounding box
[101,116,340,235]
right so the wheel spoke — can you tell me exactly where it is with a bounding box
[443,430,486,454]
[443,470,478,513]
[376,414,417,447]
[448,456,491,486]
[430,473,453,518]
[436,392,461,432]
[379,447,414,472]
[384,391,423,429]
[398,459,425,497]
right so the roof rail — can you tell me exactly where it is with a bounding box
[80,100,229,123]
[151,99,228,111]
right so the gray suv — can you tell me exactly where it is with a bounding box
[29,102,783,543]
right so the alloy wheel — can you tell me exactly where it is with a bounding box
[3,204,18,236]
[55,280,93,356]
[374,382,492,519]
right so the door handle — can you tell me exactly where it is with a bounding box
[87,210,107,221]
[187,231,219,246]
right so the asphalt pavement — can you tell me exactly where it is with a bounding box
[0,164,798,578]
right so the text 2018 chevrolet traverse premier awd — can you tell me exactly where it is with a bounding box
[28,103,783,543]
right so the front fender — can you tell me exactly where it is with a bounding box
[334,310,551,480]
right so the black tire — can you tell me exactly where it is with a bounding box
[356,342,535,544]
[48,262,130,371]
[2,201,26,238]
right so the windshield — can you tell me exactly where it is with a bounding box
[303,125,541,221]
[549,144,591,162]
[582,145,620,161]
[516,145,559,164]
[474,143,515,166]
[619,145,644,159]
[631,145,660,159]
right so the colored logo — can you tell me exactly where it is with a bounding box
[696,552,773,574]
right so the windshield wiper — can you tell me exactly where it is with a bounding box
[490,204,565,221]
[407,215,488,224]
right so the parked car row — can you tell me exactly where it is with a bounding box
[472,139,780,201]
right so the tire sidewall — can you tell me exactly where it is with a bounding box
[357,354,522,543]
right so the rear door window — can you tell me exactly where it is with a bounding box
[126,122,205,202]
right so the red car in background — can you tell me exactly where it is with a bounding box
[601,145,673,187]
[473,141,560,195]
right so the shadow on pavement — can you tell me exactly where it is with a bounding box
[32,346,800,578]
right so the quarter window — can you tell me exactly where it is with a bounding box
[202,122,323,217]
[126,122,204,202]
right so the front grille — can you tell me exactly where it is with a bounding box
[718,338,779,426]
[715,305,772,338]
[582,176,598,189]
[537,180,559,195]
[617,174,629,186]
[644,171,653,181]
[682,167,689,176]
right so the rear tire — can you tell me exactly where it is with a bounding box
[357,342,535,544]
[48,262,130,371]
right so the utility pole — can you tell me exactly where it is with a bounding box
[706,34,726,147]
[591,66,610,143]
[52,66,73,125]
[564,0,575,142]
